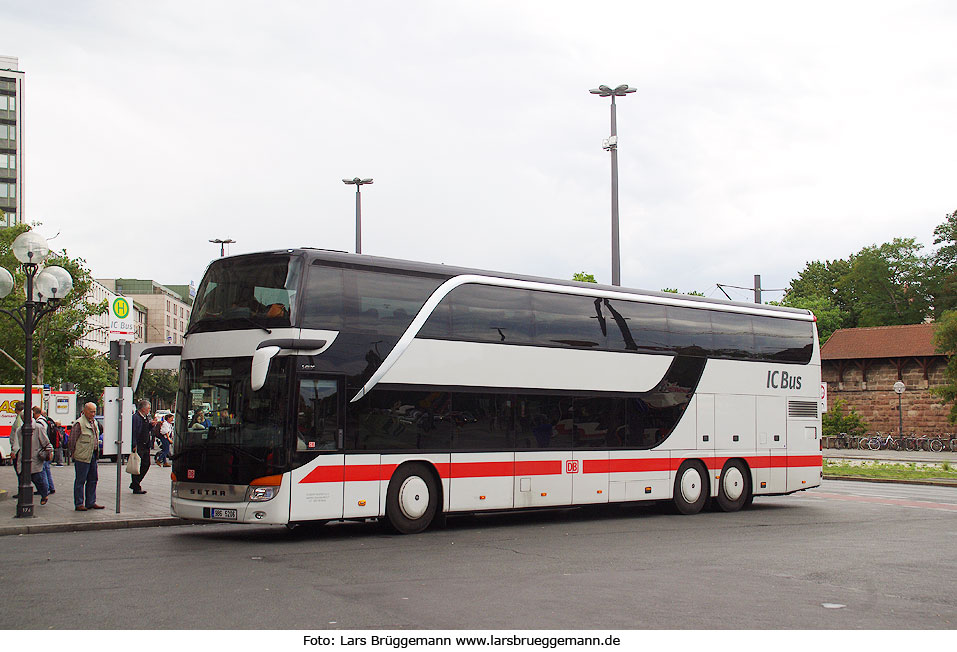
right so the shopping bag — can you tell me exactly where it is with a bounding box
[125,451,141,474]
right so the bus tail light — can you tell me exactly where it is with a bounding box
[246,475,282,502]
[170,472,177,482]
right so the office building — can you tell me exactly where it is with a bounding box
[0,55,22,227]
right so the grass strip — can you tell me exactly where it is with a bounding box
[823,460,957,481]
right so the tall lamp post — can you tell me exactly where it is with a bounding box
[589,84,636,287]
[0,231,74,518]
[342,177,373,254]
[209,238,235,257]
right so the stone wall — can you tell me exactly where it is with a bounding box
[822,357,954,434]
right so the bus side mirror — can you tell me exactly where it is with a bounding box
[251,346,281,391]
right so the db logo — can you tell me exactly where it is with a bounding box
[566,460,579,474]
[187,469,195,479]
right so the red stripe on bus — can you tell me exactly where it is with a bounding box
[299,454,824,483]
[299,465,344,484]
[514,460,563,476]
[583,458,672,474]
[448,461,514,478]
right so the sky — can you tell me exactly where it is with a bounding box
[3,0,956,303]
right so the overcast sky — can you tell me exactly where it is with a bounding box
[3,0,956,302]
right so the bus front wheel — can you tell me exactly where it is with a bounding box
[672,461,708,515]
[716,459,751,512]
[386,463,439,534]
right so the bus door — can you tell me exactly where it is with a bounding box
[288,376,348,523]
[755,396,785,495]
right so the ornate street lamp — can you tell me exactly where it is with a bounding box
[0,230,74,518]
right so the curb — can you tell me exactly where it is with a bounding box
[0,489,7,502]
[0,516,194,538]
[823,474,957,488]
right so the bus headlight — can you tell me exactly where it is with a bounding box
[245,485,279,502]
[245,474,283,502]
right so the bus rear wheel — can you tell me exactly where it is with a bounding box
[386,463,439,534]
[716,460,751,512]
[672,461,708,515]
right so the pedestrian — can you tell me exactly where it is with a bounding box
[9,401,23,486]
[54,422,67,466]
[33,406,56,496]
[69,402,104,511]
[157,413,174,467]
[130,399,152,494]
[17,412,54,505]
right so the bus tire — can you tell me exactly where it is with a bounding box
[386,463,439,534]
[672,461,708,515]
[716,459,750,512]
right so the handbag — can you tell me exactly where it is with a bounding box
[125,450,141,474]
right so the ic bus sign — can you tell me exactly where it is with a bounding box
[108,296,136,341]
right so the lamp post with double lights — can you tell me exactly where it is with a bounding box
[589,84,636,287]
[342,177,373,254]
[0,230,74,518]
[209,238,235,257]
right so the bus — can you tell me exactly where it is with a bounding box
[138,248,822,534]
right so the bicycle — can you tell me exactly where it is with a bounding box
[925,435,945,453]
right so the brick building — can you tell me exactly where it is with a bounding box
[821,323,953,434]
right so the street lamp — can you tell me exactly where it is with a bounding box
[0,230,74,518]
[209,238,235,257]
[342,177,373,254]
[589,83,636,287]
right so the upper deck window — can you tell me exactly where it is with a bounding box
[190,255,302,333]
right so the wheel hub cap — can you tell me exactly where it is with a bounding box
[723,467,744,501]
[398,476,429,520]
[680,468,702,503]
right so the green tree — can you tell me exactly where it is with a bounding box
[661,288,705,297]
[65,348,116,406]
[837,238,931,327]
[0,224,106,387]
[572,272,597,283]
[932,309,957,422]
[822,398,869,438]
[137,369,179,410]
[930,209,957,316]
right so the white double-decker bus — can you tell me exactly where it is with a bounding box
[139,249,822,534]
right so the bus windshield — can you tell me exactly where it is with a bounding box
[189,254,302,333]
[173,358,290,485]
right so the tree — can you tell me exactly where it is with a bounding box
[783,238,933,336]
[137,369,179,410]
[932,309,957,422]
[65,348,116,406]
[822,398,869,438]
[572,272,597,283]
[661,288,705,297]
[0,224,107,387]
[837,238,931,327]
[930,209,957,316]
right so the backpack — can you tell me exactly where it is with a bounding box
[152,420,164,439]
[47,419,60,448]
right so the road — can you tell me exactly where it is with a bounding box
[1,479,954,630]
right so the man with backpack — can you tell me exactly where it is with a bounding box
[32,407,56,496]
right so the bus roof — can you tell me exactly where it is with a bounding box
[212,248,812,319]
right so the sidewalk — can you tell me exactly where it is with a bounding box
[0,458,183,537]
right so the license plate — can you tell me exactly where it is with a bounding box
[208,508,237,520]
